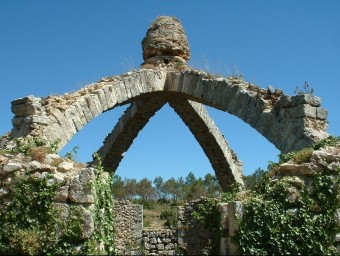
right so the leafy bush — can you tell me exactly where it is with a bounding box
[160,207,177,228]
[9,137,60,156]
[237,170,339,255]
[291,147,314,164]
[0,173,61,255]
[9,229,42,256]
[191,198,221,255]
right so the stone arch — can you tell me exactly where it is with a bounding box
[96,96,243,191]
[6,15,329,192]
[10,69,328,154]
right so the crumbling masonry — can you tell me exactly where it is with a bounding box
[4,16,329,191]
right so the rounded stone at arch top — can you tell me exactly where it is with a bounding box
[141,16,191,61]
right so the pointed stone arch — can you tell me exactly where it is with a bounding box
[96,96,243,191]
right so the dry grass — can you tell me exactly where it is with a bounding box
[143,205,168,229]
[292,148,314,164]
[30,146,52,162]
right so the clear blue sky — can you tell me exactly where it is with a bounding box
[1,1,339,181]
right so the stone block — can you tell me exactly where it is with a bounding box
[93,89,108,112]
[288,104,317,119]
[54,185,69,202]
[227,201,243,237]
[11,117,25,127]
[72,101,88,127]
[23,115,49,125]
[73,205,94,239]
[78,97,94,122]
[156,244,165,250]
[58,161,74,173]
[290,94,321,107]
[316,107,328,120]
[43,154,62,165]
[52,202,69,237]
[69,168,95,204]
[64,105,84,132]
[11,95,41,106]
[102,85,116,109]
[278,163,318,176]
[11,102,42,117]
[2,162,24,174]
[85,94,102,118]
[50,109,75,140]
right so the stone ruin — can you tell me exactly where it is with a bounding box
[0,16,338,255]
[1,16,329,192]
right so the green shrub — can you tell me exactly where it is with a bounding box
[160,207,177,228]
[237,174,339,255]
[291,147,314,164]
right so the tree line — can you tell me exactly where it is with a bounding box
[111,171,222,204]
[111,168,266,204]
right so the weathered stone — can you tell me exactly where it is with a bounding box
[0,155,8,165]
[268,85,275,94]
[54,185,69,202]
[156,244,165,250]
[64,105,84,132]
[11,95,41,106]
[11,102,43,117]
[278,163,317,176]
[2,162,24,174]
[227,201,243,237]
[142,16,190,61]
[43,153,62,165]
[73,205,94,239]
[69,168,95,204]
[290,94,321,107]
[58,161,74,173]
[52,202,69,237]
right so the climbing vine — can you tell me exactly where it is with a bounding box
[84,153,115,254]
[191,197,221,255]
[0,172,61,255]
[236,137,340,255]
[0,140,116,255]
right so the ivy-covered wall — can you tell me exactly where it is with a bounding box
[0,138,115,255]
[0,136,339,255]
[223,137,340,255]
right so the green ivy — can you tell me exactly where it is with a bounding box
[191,198,221,255]
[0,172,61,255]
[0,151,116,255]
[236,171,339,255]
[8,136,60,155]
[84,153,116,255]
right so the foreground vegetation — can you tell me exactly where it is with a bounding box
[1,135,339,255]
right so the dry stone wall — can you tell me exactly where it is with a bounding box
[0,152,101,250]
[142,229,178,255]
[113,200,143,255]
[177,198,218,255]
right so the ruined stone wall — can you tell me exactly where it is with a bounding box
[273,144,340,253]
[177,198,218,255]
[0,152,101,251]
[113,200,143,255]
[142,229,178,255]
